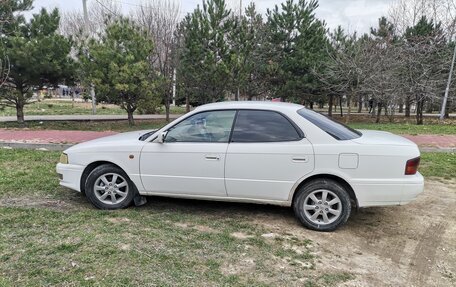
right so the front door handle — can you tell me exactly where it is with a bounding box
[292,156,308,163]
[205,155,220,161]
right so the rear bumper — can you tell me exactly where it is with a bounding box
[352,173,424,207]
[400,172,425,205]
[56,163,85,192]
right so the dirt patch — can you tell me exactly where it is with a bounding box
[106,217,131,224]
[251,180,456,286]
[0,197,80,211]
[174,222,217,233]
[230,232,254,240]
[220,257,256,276]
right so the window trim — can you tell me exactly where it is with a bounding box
[229,109,304,143]
[157,108,305,144]
[297,108,362,141]
[163,109,238,144]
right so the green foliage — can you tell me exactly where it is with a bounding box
[265,0,328,101]
[229,3,269,100]
[80,17,159,125]
[177,0,233,105]
[0,3,75,123]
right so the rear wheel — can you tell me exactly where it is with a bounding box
[85,164,135,210]
[293,179,351,232]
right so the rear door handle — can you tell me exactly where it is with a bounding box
[205,155,220,161]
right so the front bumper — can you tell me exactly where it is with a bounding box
[56,163,85,192]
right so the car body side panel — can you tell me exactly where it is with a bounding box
[225,139,315,201]
[309,142,422,207]
[61,140,145,192]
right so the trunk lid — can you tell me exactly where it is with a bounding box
[352,130,416,146]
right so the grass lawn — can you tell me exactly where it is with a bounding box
[0,149,454,286]
[348,122,456,135]
[0,99,187,117]
[0,149,340,287]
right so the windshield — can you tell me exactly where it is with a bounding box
[297,108,362,140]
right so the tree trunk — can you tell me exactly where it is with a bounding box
[444,99,450,118]
[405,96,411,117]
[328,94,334,117]
[357,95,362,113]
[398,99,403,113]
[165,92,171,122]
[16,103,25,124]
[185,94,190,112]
[346,94,352,124]
[339,96,343,116]
[376,102,382,123]
[127,110,135,126]
[310,102,314,110]
[416,97,424,125]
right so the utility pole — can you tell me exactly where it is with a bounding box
[82,0,97,115]
[440,42,456,120]
[235,0,242,101]
[172,68,176,106]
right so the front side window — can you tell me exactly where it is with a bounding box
[165,110,236,143]
[297,108,362,140]
[231,110,302,142]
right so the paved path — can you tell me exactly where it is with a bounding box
[0,114,182,122]
[403,135,456,149]
[0,129,455,150]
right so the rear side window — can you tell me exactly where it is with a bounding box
[231,110,302,142]
[297,108,362,140]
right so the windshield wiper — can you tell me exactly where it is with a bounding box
[139,130,156,141]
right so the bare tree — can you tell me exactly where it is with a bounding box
[316,27,370,123]
[389,0,456,39]
[59,0,121,43]
[133,0,181,121]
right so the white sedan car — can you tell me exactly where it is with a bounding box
[56,102,424,231]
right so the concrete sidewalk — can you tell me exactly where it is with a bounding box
[0,114,182,122]
[0,129,455,152]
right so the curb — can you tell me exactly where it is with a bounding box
[1,142,73,151]
[0,114,182,123]
[419,147,456,153]
[1,142,454,153]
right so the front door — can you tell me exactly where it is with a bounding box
[140,110,236,196]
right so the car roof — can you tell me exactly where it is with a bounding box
[194,101,304,113]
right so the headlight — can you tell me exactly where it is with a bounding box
[59,153,68,164]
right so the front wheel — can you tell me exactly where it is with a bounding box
[293,179,351,232]
[85,164,135,210]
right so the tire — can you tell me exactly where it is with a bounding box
[293,178,351,232]
[85,164,135,210]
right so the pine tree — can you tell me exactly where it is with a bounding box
[0,3,75,123]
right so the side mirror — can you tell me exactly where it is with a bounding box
[157,131,168,143]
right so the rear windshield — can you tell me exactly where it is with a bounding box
[297,108,362,140]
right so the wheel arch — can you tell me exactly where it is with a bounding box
[80,161,127,194]
[290,174,358,208]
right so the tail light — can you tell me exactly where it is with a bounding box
[405,157,420,175]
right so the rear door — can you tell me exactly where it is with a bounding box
[225,110,314,201]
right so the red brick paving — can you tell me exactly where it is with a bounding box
[403,135,456,148]
[0,129,455,148]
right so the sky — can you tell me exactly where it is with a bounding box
[26,0,396,34]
